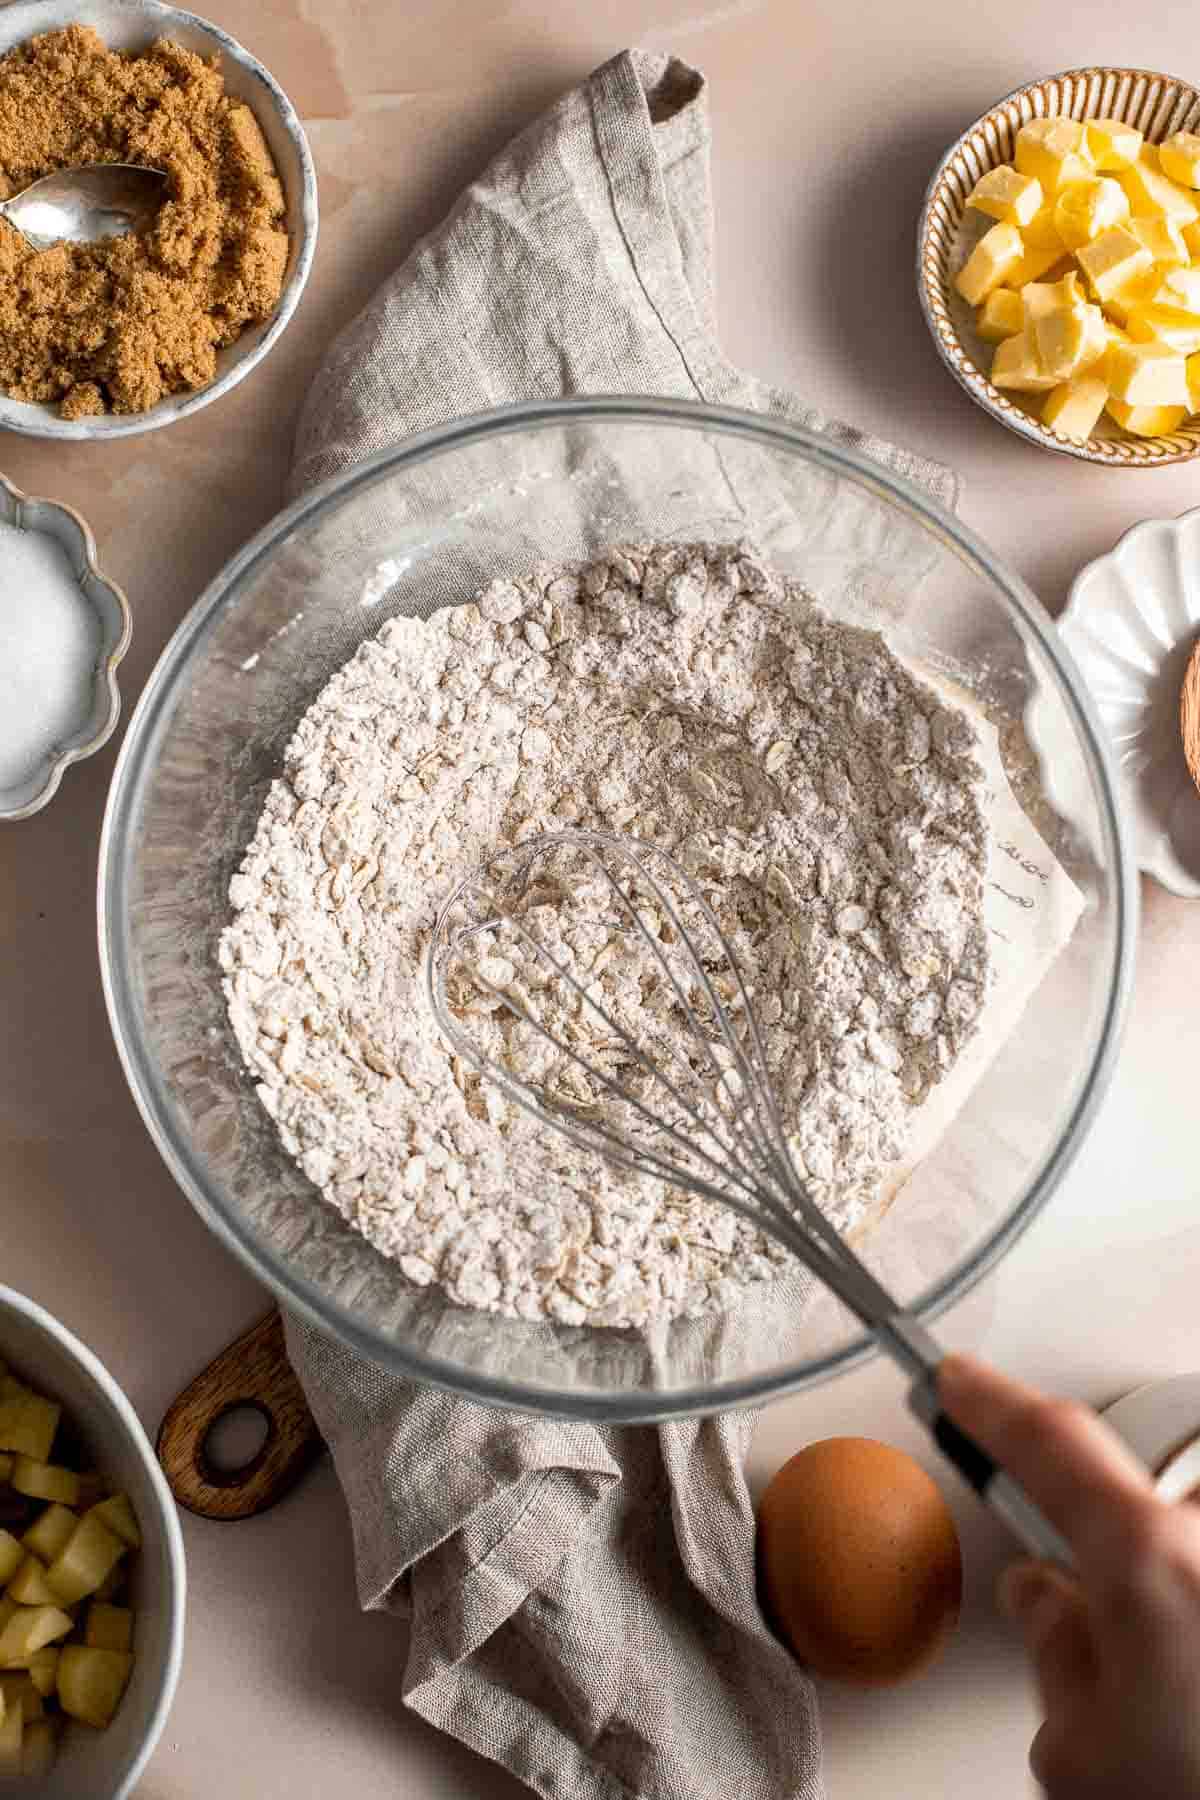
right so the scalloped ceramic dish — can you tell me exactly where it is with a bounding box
[919,66,1200,466]
[0,0,318,441]
[1059,508,1200,896]
[0,472,131,818]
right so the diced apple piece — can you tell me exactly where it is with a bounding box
[0,1532,21,1588]
[86,1603,133,1653]
[1085,118,1144,170]
[57,1645,133,1730]
[0,1598,15,1638]
[0,1674,42,1722]
[955,221,1023,304]
[11,1457,80,1507]
[21,1717,56,1777]
[25,1648,58,1697]
[0,1386,60,1464]
[45,1513,125,1606]
[6,1556,58,1607]
[88,1495,141,1552]
[21,1502,76,1567]
[0,1603,73,1663]
[92,1564,125,1604]
[0,1454,12,1483]
[0,1696,21,1774]
[977,288,1024,340]
[1105,397,1187,434]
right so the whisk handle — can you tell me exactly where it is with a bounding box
[909,1379,1075,1568]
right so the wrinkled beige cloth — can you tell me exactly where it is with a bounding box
[285,45,955,1800]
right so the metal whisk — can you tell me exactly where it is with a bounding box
[427,828,1069,1564]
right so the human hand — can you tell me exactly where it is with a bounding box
[939,1354,1200,1800]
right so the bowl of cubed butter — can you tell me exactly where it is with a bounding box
[919,67,1200,463]
[0,1284,185,1795]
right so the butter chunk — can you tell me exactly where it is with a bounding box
[1053,176,1129,247]
[1034,299,1107,381]
[1010,242,1070,287]
[1022,207,1066,249]
[976,288,1024,341]
[1022,270,1083,322]
[1128,214,1189,267]
[967,165,1043,226]
[1105,397,1187,435]
[1043,373,1109,439]
[1116,150,1199,224]
[1158,266,1200,311]
[1105,337,1191,406]
[955,221,1023,304]
[1085,118,1144,170]
[1076,225,1152,300]
[1015,118,1091,193]
[1183,220,1200,258]
[1126,302,1200,355]
[1187,350,1200,413]
[991,329,1059,391]
[1105,268,1164,327]
[1159,131,1200,189]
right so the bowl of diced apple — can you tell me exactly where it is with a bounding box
[0,1284,185,1796]
[919,67,1200,464]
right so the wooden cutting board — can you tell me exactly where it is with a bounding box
[157,1311,324,1520]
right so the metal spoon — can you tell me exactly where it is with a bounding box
[0,163,167,252]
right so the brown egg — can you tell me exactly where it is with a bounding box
[756,1436,962,1687]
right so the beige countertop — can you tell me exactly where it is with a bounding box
[2,1,1199,1795]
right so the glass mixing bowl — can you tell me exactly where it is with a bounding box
[99,398,1135,1420]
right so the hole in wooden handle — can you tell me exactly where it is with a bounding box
[157,1310,325,1521]
[199,1401,274,1488]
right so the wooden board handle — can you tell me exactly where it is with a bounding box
[157,1310,324,1521]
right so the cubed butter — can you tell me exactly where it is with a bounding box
[954,221,1024,304]
[1084,118,1144,170]
[990,329,1059,391]
[1187,350,1200,413]
[1022,270,1084,322]
[1076,225,1153,301]
[1022,207,1066,249]
[1158,130,1200,189]
[1127,214,1189,267]
[1035,299,1107,380]
[1105,268,1165,327]
[1157,266,1200,310]
[1015,117,1091,193]
[1116,150,1199,224]
[1182,220,1200,258]
[1053,175,1130,247]
[1126,302,1200,354]
[1042,373,1109,439]
[976,287,1024,340]
[1105,397,1187,435]
[1105,337,1191,405]
[1009,242,1071,287]
[967,165,1043,226]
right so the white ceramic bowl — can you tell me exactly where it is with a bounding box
[0,1284,185,1798]
[0,472,131,820]
[1059,508,1200,898]
[0,0,318,441]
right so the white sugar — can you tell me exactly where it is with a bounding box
[0,519,100,792]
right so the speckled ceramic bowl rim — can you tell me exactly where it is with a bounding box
[0,470,132,818]
[0,1282,186,1800]
[0,0,318,441]
[917,65,1200,468]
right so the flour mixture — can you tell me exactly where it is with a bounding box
[220,541,990,1328]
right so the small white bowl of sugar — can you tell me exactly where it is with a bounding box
[0,474,130,819]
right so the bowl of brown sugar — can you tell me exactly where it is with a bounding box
[0,0,317,439]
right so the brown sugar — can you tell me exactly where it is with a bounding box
[0,26,290,417]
